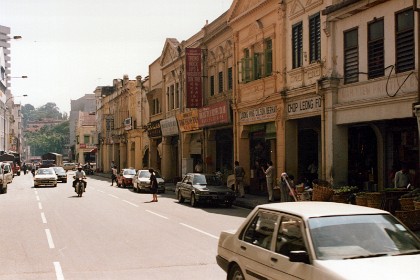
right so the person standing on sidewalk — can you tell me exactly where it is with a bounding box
[262,161,274,202]
[234,161,245,198]
[111,166,118,186]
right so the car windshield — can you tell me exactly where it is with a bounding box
[139,170,161,178]
[308,214,420,260]
[123,169,136,175]
[38,169,54,175]
[53,167,65,173]
[193,174,223,186]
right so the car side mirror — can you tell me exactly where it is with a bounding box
[289,251,310,264]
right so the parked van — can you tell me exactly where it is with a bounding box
[0,162,13,194]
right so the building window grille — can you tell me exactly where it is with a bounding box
[344,28,359,84]
[309,13,321,63]
[218,71,223,93]
[292,22,303,69]
[395,9,414,73]
[368,19,384,79]
[228,67,233,90]
[210,75,215,96]
[264,39,273,76]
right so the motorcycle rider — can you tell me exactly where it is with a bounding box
[73,166,87,192]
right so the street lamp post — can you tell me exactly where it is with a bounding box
[3,94,27,152]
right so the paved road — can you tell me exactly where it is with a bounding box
[0,173,251,280]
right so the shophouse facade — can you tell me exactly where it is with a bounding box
[280,0,332,186]
[95,75,147,173]
[157,13,235,182]
[95,85,113,172]
[69,94,96,161]
[227,0,286,193]
[322,0,419,189]
[199,12,234,180]
[75,112,96,164]
[146,58,163,173]
[157,38,184,180]
[91,0,420,191]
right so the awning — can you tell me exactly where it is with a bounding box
[89,148,97,153]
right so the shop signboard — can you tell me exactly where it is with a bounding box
[287,96,322,117]
[185,48,202,108]
[161,116,179,137]
[239,105,277,124]
[147,120,162,138]
[198,101,230,128]
[176,109,199,132]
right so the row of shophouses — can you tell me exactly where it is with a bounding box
[77,0,420,193]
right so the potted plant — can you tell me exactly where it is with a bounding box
[332,186,358,203]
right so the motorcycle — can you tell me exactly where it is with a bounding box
[75,177,86,197]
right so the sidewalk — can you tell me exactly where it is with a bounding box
[92,172,419,237]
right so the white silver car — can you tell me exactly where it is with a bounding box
[133,169,165,193]
[33,167,58,187]
[0,162,13,194]
[217,202,420,280]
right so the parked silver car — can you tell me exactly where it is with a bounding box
[0,162,13,194]
[133,169,165,193]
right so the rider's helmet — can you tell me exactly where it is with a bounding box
[77,166,82,171]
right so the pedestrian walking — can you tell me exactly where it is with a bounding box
[149,168,158,202]
[262,161,274,202]
[111,166,118,186]
[234,161,245,198]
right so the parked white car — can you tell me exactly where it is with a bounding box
[133,169,165,193]
[217,202,420,280]
[0,162,13,194]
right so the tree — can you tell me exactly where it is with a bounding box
[23,102,70,156]
[25,121,70,156]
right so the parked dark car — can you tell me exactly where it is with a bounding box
[117,168,136,188]
[175,173,236,207]
[52,166,67,183]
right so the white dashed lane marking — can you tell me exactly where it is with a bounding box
[45,229,55,249]
[53,261,65,280]
[180,223,219,239]
[41,212,47,223]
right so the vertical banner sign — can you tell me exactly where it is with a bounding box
[186,48,202,108]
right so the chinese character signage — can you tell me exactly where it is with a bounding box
[186,48,202,108]
[176,109,199,132]
[198,101,231,128]
[147,120,162,138]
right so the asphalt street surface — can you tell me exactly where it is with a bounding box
[0,172,251,280]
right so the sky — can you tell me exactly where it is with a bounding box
[1,0,233,114]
